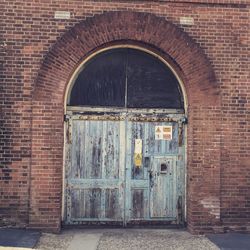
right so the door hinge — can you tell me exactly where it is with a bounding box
[64,114,72,144]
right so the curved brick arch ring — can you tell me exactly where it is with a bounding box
[34,11,219,104]
[31,11,221,233]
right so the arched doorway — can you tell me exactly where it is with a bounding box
[31,11,220,233]
[63,46,187,226]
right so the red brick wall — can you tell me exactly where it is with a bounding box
[0,0,249,234]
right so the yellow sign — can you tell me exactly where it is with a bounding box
[134,153,142,167]
[163,127,171,133]
[156,127,161,133]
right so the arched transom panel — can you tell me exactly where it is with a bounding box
[68,48,184,109]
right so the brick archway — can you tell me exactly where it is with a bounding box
[31,11,220,233]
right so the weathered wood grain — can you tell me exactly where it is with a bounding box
[65,113,185,225]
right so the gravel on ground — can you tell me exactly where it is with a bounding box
[97,230,219,250]
[35,229,219,250]
[35,231,73,250]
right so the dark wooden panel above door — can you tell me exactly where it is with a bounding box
[68,48,184,109]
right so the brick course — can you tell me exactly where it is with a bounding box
[0,0,249,234]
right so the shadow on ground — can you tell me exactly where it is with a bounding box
[0,228,41,248]
[207,233,250,250]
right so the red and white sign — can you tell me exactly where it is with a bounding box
[155,126,172,140]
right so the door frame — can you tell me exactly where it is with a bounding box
[62,45,188,225]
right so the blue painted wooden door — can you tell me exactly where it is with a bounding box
[65,118,125,223]
[64,112,185,225]
[125,120,184,224]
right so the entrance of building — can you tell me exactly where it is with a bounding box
[63,47,186,226]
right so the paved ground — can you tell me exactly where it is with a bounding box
[1,228,250,250]
[0,228,40,249]
[35,229,219,250]
[207,233,250,250]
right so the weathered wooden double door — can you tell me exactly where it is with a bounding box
[64,109,185,226]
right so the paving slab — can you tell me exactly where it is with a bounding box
[67,233,102,250]
[0,228,41,248]
[207,233,250,250]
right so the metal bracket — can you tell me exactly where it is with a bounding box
[181,116,188,125]
[177,116,187,146]
[64,114,70,122]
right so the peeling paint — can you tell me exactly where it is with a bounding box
[64,111,186,225]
